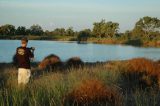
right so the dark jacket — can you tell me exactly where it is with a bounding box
[16,47,34,69]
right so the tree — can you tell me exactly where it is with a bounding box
[131,26,144,39]
[77,29,91,42]
[15,26,27,35]
[0,26,2,35]
[0,24,15,35]
[93,19,105,38]
[124,30,132,40]
[83,29,92,36]
[102,21,119,38]
[53,28,66,36]
[92,19,119,38]
[44,30,51,36]
[30,24,43,36]
[66,27,75,36]
[26,29,31,35]
[134,16,160,39]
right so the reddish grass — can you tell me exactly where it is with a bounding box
[38,54,62,70]
[127,58,159,74]
[123,58,160,89]
[63,79,123,106]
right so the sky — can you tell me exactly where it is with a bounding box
[0,0,160,32]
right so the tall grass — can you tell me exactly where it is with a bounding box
[0,58,160,106]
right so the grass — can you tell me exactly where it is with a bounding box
[64,79,123,106]
[0,58,160,106]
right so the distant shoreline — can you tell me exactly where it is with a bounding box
[0,35,160,48]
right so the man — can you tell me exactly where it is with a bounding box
[16,37,34,85]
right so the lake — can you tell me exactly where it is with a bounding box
[0,40,160,63]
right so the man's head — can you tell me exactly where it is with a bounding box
[21,37,28,47]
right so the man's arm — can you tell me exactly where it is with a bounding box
[16,47,20,57]
[13,48,19,66]
[16,47,18,55]
[28,48,34,58]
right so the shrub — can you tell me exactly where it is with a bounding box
[125,39,143,46]
[38,54,63,71]
[63,79,123,106]
[65,57,84,68]
[120,58,160,91]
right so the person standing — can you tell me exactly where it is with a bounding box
[16,37,35,85]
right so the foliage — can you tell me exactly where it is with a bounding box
[29,24,44,36]
[65,27,75,36]
[77,29,91,42]
[38,54,63,71]
[92,19,119,38]
[135,16,160,38]
[0,24,15,35]
[64,79,123,106]
[0,58,160,105]
[0,16,160,47]
[15,26,27,35]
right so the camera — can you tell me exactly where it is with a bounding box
[29,47,35,51]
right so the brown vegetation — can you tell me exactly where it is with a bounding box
[66,57,84,68]
[63,79,123,106]
[38,54,63,71]
[120,58,160,90]
[0,57,160,105]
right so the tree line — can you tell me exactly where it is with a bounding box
[0,16,160,42]
[0,24,76,37]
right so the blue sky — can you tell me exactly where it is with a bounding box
[0,0,160,32]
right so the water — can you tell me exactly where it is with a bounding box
[0,40,160,63]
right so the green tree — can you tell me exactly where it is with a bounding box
[102,21,119,38]
[134,16,160,39]
[0,26,2,36]
[83,29,92,36]
[53,28,66,36]
[0,24,15,35]
[66,27,75,36]
[131,26,144,39]
[44,30,51,36]
[26,29,31,35]
[124,30,132,40]
[77,29,91,42]
[15,26,27,35]
[92,19,119,38]
[30,24,43,36]
[93,19,105,38]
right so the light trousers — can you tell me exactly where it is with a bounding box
[18,68,31,85]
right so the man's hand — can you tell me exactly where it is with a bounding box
[30,58,35,62]
[30,47,35,53]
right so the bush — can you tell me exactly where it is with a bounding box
[38,54,63,71]
[77,30,90,43]
[65,57,84,68]
[120,58,160,91]
[125,39,143,46]
[63,79,123,106]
